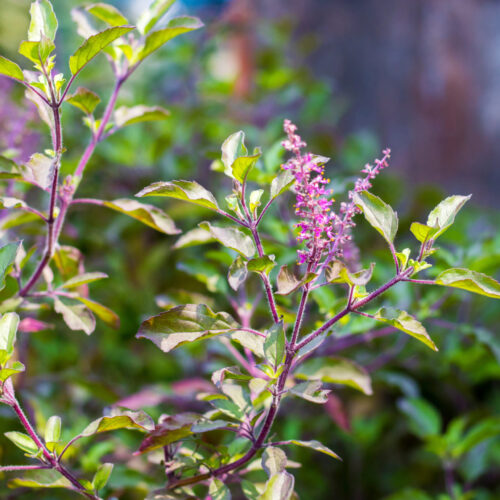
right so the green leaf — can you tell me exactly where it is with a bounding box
[81,410,154,437]
[247,255,275,275]
[191,419,230,433]
[28,0,58,42]
[270,170,294,200]
[231,330,265,358]
[326,261,375,286]
[86,3,129,26]
[289,380,330,404]
[69,26,134,75]
[276,265,316,295]
[199,222,255,259]
[435,268,500,299]
[209,397,245,421]
[136,180,219,211]
[353,190,398,245]
[134,16,204,64]
[278,439,341,460]
[8,469,72,489]
[410,222,436,244]
[174,227,215,249]
[25,152,54,190]
[0,361,26,383]
[426,194,471,239]
[295,357,373,395]
[0,197,26,209]
[0,242,21,290]
[264,321,285,367]
[209,478,231,500]
[61,272,108,289]
[373,308,437,351]
[260,471,294,500]
[114,105,170,127]
[92,463,113,491]
[44,415,61,451]
[137,304,239,353]
[231,152,261,184]
[0,56,25,81]
[54,298,95,335]
[0,312,19,365]
[249,189,264,213]
[262,447,287,477]
[452,417,500,457]
[137,0,176,34]
[102,198,180,234]
[221,131,246,176]
[398,397,442,438]
[72,296,120,329]
[228,256,248,291]
[4,431,39,455]
[66,87,100,114]
[18,38,55,66]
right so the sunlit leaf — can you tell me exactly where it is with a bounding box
[136,180,219,211]
[61,272,108,289]
[270,170,294,200]
[73,296,120,329]
[86,3,128,26]
[54,298,95,335]
[278,439,341,460]
[66,87,100,114]
[92,463,113,491]
[353,190,398,245]
[435,268,500,299]
[426,194,471,239]
[137,304,239,353]
[0,56,25,81]
[228,256,248,291]
[0,242,21,290]
[260,471,294,500]
[209,478,231,500]
[373,308,437,351]
[289,380,330,404]
[114,105,170,127]
[44,415,61,452]
[8,470,72,489]
[81,410,154,437]
[28,0,58,42]
[199,222,255,259]
[296,356,372,395]
[262,447,287,477]
[69,26,134,75]
[137,0,176,34]
[276,265,316,295]
[264,321,285,367]
[4,431,39,455]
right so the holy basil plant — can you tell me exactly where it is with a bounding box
[128,120,500,498]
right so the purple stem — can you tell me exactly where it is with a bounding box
[0,464,51,472]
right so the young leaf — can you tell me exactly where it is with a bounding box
[102,199,180,234]
[0,361,26,383]
[44,415,61,451]
[0,242,21,290]
[247,255,275,275]
[80,410,154,437]
[8,469,72,489]
[4,431,39,455]
[18,38,55,66]
[249,189,264,214]
[278,440,341,460]
[410,222,435,244]
[137,304,240,353]
[270,170,294,200]
[260,471,294,500]
[264,321,285,367]
[426,194,471,239]
[28,0,58,42]
[199,222,255,259]
[221,131,246,175]
[133,16,204,64]
[86,3,129,26]
[137,0,176,35]
[54,298,96,335]
[398,397,442,438]
[353,191,398,245]
[0,312,19,365]
[231,151,261,184]
[262,447,287,477]
[228,256,248,291]
[174,227,215,249]
[276,265,316,295]
[435,268,500,299]
[295,357,373,395]
[136,180,219,211]
[114,105,170,127]
[72,296,120,329]
[231,330,265,358]
[66,87,100,115]
[289,380,330,404]
[61,272,108,289]
[373,308,438,351]
[209,478,231,500]
[0,56,25,81]
[92,463,113,492]
[69,26,134,75]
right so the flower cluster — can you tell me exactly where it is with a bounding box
[282,119,336,265]
[282,119,391,266]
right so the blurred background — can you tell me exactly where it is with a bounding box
[0,1,499,499]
